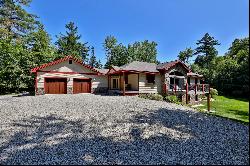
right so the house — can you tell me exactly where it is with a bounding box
[31,56,209,104]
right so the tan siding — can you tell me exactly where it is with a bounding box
[139,73,161,93]
[41,60,95,73]
[37,72,107,89]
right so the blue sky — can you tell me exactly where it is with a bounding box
[27,0,249,64]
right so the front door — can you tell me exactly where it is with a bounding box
[111,78,119,89]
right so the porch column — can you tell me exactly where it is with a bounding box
[108,75,110,90]
[174,77,176,94]
[186,81,188,104]
[123,72,125,96]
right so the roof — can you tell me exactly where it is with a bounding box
[187,72,203,78]
[94,68,109,74]
[31,56,101,74]
[156,60,191,72]
[119,61,159,73]
[112,66,122,71]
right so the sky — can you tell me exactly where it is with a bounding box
[27,0,249,64]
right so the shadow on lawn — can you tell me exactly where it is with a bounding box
[0,108,249,165]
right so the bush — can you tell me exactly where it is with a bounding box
[138,93,163,101]
[210,88,218,98]
[164,95,180,104]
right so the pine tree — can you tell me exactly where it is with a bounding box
[55,22,89,61]
[27,24,57,66]
[194,33,220,68]
[0,0,38,40]
[88,46,97,67]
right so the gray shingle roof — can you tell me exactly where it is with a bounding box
[94,68,109,74]
[119,61,159,73]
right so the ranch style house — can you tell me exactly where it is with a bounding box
[31,56,209,104]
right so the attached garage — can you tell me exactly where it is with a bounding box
[45,78,67,94]
[32,56,108,95]
[73,78,91,94]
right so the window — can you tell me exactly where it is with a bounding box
[69,60,72,64]
[146,74,155,84]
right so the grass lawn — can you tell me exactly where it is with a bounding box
[196,95,249,124]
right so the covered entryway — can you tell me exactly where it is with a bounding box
[45,78,67,94]
[73,78,91,94]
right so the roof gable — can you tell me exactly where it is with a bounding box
[156,60,191,72]
[31,56,101,74]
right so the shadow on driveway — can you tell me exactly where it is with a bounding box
[0,107,249,165]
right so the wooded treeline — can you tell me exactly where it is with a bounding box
[178,33,249,97]
[0,0,248,97]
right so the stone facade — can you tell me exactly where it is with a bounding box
[67,87,73,94]
[92,87,108,94]
[36,88,45,95]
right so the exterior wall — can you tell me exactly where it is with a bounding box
[37,72,108,94]
[128,74,139,90]
[139,73,162,93]
[164,64,189,90]
[41,60,95,73]
[36,60,108,94]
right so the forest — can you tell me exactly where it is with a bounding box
[0,0,249,97]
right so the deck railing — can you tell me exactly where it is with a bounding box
[168,83,210,94]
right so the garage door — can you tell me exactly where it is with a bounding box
[45,78,67,94]
[73,78,91,94]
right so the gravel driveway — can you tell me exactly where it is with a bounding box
[0,94,249,165]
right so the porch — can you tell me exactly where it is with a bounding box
[108,71,140,96]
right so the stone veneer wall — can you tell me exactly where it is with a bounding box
[92,87,108,94]
[36,88,45,95]
[67,87,73,94]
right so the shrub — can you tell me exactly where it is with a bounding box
[210,88,218,98]
[164,95,180,104]
[138,93,163,101]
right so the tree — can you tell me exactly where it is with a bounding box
[178,47,193,64]
[88,46,103,68]
[128,40,157,63]
[55,22,89,61]
[0,0,38,39]
[95,59,103,68]
[0,0,41,94]
[27,24,57,65]
[103,35,118,68]
[103,36,158,68]
[194,33,220,68]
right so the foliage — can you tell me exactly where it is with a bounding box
[178,47,193,64]
[209,88,218,98]
[164,95,180,104]
[103,35,158,68]
[0,0,38,39]
[55,22,89,61]
[88,46,102,68]
[197,95,249,124]
[138,93,163,101]
[194,33,220,68]
[127,40,157,63]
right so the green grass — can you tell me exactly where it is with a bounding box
[196,95,249,124]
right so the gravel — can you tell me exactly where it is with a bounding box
[0,94,249,165]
